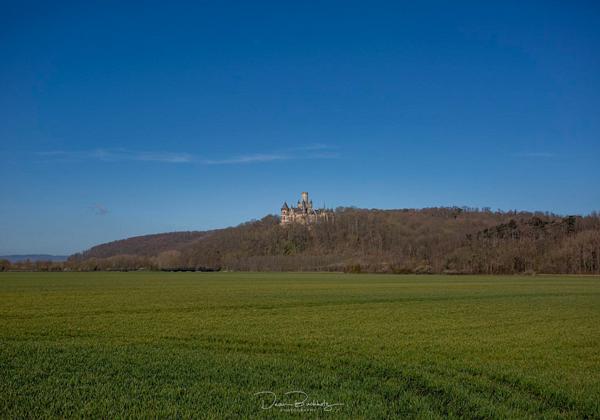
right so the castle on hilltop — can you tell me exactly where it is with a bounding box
[280,192,333,225]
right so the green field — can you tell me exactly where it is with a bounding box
[0,272,599,418]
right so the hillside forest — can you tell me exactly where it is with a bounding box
[2,207,599,274]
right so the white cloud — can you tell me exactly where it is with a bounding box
[39,146,340,165]
[201,153,289,165]
[40,149,193,163]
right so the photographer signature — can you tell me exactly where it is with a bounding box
[254,390,344,412]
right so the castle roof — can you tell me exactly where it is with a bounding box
[281,202,289,210]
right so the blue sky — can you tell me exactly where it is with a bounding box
[1,1,599,255]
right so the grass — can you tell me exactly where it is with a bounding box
[0,272,599,418]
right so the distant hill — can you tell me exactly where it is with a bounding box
[77,231,213,259]
[1,255,69,263]
[67,208,600,274]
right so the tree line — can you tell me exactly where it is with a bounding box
[3,207,599,274]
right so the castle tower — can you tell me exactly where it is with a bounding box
[280,202,289,224]
[281,191,332,225]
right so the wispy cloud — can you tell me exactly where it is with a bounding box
[201,153,289,165]
[39,145,340,165]
[513,152,557,158]
[290,143,336,152]
[308,151,341,159]
[90,204,109,216]
[40,149,193,163]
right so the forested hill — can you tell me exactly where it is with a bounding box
[79,231,212,259]
[63,207,600,274]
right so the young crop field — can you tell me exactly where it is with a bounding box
[0,272,599,418]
